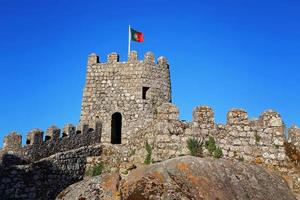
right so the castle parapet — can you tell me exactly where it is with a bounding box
[46,126,60,141]
[259,110,283,127]
[156,103,179,120]
[227,109,248,125]
[193,106,214,125]
[128,51,138,61]
[87,53,99,66]
[62,124,75,137]
[3,132,22,150]
[76,123,89,134]
[157,56,169,67]
[26,129,43,145]
[144,52,155,64]
[107,52,119,63]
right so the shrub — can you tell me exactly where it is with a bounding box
[144,141,152,164]
[187,137,204,157]
[205,136,217,154]
[205,136,223,159]
[213,147,223,158]
[85,163,104,177]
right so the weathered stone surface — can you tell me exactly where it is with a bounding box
[121,156,296,200]
[0,145,103,200]
[56,172,120,200]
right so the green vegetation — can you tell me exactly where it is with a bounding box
[205,136,223,159]
[238,155,244,162]
[85,162,104,177]
[255,133,261,144]
[213,147,223,158]
[187,137,204,157]
[144,141,152,164]
[205,136,217,154]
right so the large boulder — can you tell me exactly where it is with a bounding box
[56,172,120,200]
[56,156,296,200]
[121,156,295,200]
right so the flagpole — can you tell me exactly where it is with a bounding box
[128,25,131,55]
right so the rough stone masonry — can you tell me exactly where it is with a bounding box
[80,51,171,145]
[1,51,300,199]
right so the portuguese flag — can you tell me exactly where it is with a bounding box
[131,28,144,42]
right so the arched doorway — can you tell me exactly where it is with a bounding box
[111,112,122,144]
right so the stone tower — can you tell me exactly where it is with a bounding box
[80,51,171,145]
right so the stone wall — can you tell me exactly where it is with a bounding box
[0,121,102,164]
[0,145,102,200]
[129,103,287,168]
[288,126,300,149]
[80,51,171,145]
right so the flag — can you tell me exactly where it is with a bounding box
[131,28,144,42]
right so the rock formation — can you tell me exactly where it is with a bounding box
[56,156,296,200]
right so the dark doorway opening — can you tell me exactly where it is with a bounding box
[142,87,150,99]
[111,112,122,144]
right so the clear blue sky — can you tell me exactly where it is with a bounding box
[0,0,300,145]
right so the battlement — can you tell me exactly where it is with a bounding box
[3,132,22,150]
[259,109,283,127]
[132,103,290,166]
[86,51,169,67]
[193,106,214,125]
[0,122,102,162]
[227,109,249,125]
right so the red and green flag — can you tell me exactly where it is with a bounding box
[130,28,144,42]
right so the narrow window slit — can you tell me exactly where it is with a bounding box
[142,87,150,100]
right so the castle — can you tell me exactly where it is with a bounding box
[1,51,300,199]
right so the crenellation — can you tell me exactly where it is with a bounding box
[129,102,293,167]
[144,51,155,64]
[3,132,22,150]
[128,51,137,61]
[259,109,283,127]
[46,125,60,141]
[26,129,43,145]
[227,108,248,125]
[157,56,168,67]
[77,123,89,134]
[63,124,76,137]
[107,52,119,63]
[193,106,214,125]
[87,53,99,66]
